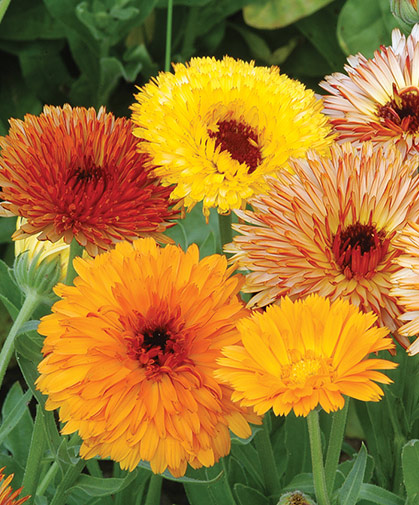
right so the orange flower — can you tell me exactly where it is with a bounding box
[0,105,179,256]
[0,468,29,505]
[215,295,396,417]
[226,143,419,348]
[321,25,419,158]
[36,238,260,477]
[391,222,419,354]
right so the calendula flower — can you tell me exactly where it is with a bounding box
[0,468,29,505]
[36,238,260,477]
[226,143,419,348]
[0,105,179,256]
[321,24,419,158]
[390,222,419,354]
[216,295,396,417]
[131,56,333,216]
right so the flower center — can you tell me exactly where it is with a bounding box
[123,309,188,375]
[66,157,105,188]
[332,222,390,279]
[281,349,333,386]
[208,119,262,173]
[377,85,419,133]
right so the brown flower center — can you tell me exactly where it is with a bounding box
[208,119,262,173]
[377,84,419,133]
[332,222,390,279]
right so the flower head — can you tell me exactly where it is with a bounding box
[131,56,333,216]
[226,143,419,347]
[215,295,396,417]
[0,105,179,256]
[36,238,260,476]
[0,468,29,505]
[321,25,419,158]
[390,222,419,354]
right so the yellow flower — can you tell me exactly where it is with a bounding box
[215,295,396,417]
[390,222,419,354]
[36,238,260,477]
[131,56,333,216]
[321,24,419,158]
[226,143,419,348]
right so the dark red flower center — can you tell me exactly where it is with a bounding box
[124,309,189,375]
[67,157,105,187]
[208,119,262,173]
[377,84,419,133]
[332,222,390,279]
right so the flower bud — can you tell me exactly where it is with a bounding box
[391,0,419,24]
[14,250,61,303]
[14,217,69,281]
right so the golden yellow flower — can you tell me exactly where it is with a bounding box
[215,295,396,417]
[226,143,419,348]
[390,222,419,354]
[131,56,333,216]
[36,238,260,477]
[321,25,419,158]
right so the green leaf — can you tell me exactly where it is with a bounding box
[243,0,335,29]
[0,0,63,40]
[358,483,404,505]
[165,203,221,256]
[0,384,33,460]
[69,471,139,497]
[337,0,406,57]
[230,23,299,65]
[137,460,223,484]
[0,217,17,243]
[234,483,269,505]
[295,3,347,70]
[282,473,315,494]
[184,461,236,505]
[281,414,312,484]
[402,440,419,498]
[337,443,367,505]
[0,259,22,318]
[18,40,73,104]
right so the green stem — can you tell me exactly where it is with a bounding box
[254,416,281,497]
[218,213,233,251]
[22,406,47,504]
[0,290,41,390]
[307,410,330,505]
[144,474,163,505]
[48,459,85,505]
[0,0,12,24]
[36,461,59,497]
[324,400,349,495]
[64,239,84,286]
[165,0,173,72]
